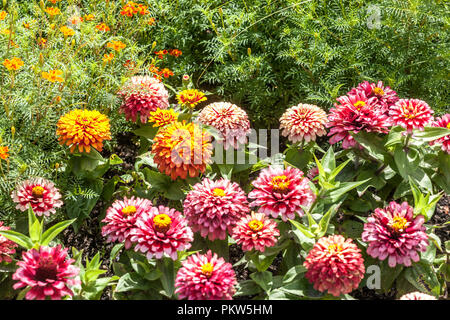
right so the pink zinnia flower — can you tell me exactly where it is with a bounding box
[175,250,237,300]
[279,103,327,143]
[0,221,17,263]
[118,75,169,123]
[129,205,193,260]
[399,291,437,300]
[183,178,250,241]
[248,166,315,221]
[348,81,398,114]
[326,91,390,149]
[232,212,279,252]
[429,114,450,154]
[101,197,153,249]
[389,99,434,134]
[198,102,251,149]
[11,178,63,217]
[12,245,80,300]
[362,201,429,267]
[304,235,365,297]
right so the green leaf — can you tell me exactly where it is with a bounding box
[394,146,432,192]
[250,271,273,292]
[234,280,263,297]
[412,127,450,142]
[41,219,75,246]
[321,146,336,174]
[282,265,307,284]
[115,273,151,293]
[380,260,403,293]
[284,147,313,170]
[0,230,33,249]
[326,179,370,202]
[316,205,337,237]
[157,258,175,298]
[289,219,315,238]
[404,261,440,297]
[133,125,159,139]
[109,243,124,266]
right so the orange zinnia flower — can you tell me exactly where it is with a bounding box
[106,40,126,51]
[56,109,111,153]
[0,146,9,160]
[169,49,182,57]
[176,89,207,109]
[160,68,174,78]
[2,57,24,71]
[44,7,61,16]
[83,14,95,21]
[95,23,110,32]
[148,108,179,127]
[42,70,64,83]
[60,26,75,37]
[151,121,212,180]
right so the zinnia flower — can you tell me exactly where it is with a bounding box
[0,146,9,160]
[11,178,63,217]
[362,201,429,267]
[198,102,251,150]
[0,221,17,263]
[101,197,153,249]
[304,235,365,297]
[148,108,179,127]
[248,166,315,221]
[107,40,126,52]
[175,250,237,300]
[56,109,111,153]
[60,26,75,37]
[429,114,450,154]
[95,23,110,32]
[183,178,250,240]
[118,75,169,123]
[44,7,60,16]
[348,81,398,114]
[231,212,279,252]
[279,103,328,143]
[327,91,390,149]
[151,121,212,180]
[129,205,193,260]
[399,292,437,300]
[2,57,24,71]
[176,89,207,109]
[42,70,64,83]
[389,99,434,134]
[12,245,80,300]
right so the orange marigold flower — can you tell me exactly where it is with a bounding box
[103,53,114,63]
[160,68,174,78]
[0,11,7,21]
[2,57,24,71]
[95,23,110,32]
[151,121,213,180]
[176,89,207,109]
[154,50,168,59]
[56,109,111,153]
[0,146,9,160]
[60,26,75,37]
[23,22,30,28]
[169,49,182,57]
[148,108,179,127]
[148,64,160,74]
[83,14,95,21]
[147,17,156,25]
[107,40,126,51]
[44,7,61,16]
[42,70,64,83]
[137,4,149,15]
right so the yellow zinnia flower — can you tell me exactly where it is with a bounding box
[60,26,75,37]
[176,89,207,109]
[44,7,61,16]
[148,108,179,127]
[2,57,24,71]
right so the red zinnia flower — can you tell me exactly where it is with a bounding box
[129,205,193,260]
[389,99,434,134]
[183,178,250,241]
[248,166,315,222]
[232,212,279,252]
[12,245,80,300]
[0,221,17,263]
[101,197,153,249]
[11,178,63,217]
[348,81,398,114]
[429,114,450,154]
[304,235,365,297]
[175,250,237,300]
[362,201,429,267]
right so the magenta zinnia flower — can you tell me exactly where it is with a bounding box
[12,245,80,300]
[183,178,250,240]
[362,201,429,267]
[0,221,17,263]
[389,99,434,134]
[101,197,153,249]
[304,235,365,297]
[399,291,437,300]
[232,212,279,252]
[129,205,193,260]
[248,166,315,221]
[326,91,390,149]
[429,114,450,154]
[279,103,328,143]
[175,250,237,300]
[198,102,251,149]
[118,75,169,123]
[348,81,398,114]
[11,178,63,217]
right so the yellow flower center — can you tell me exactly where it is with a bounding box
[353,100,366,110]
[446,123,450,129]
[248,219,264,232]
[389,216,408,233]
[31,186,45,197]
[201,262,214,277]
[271,175,290,193]
[153,214,172,233]
[372,87,385,96]
[327,244,343,254]
[121,205,137,217]
[212,188,226,197]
